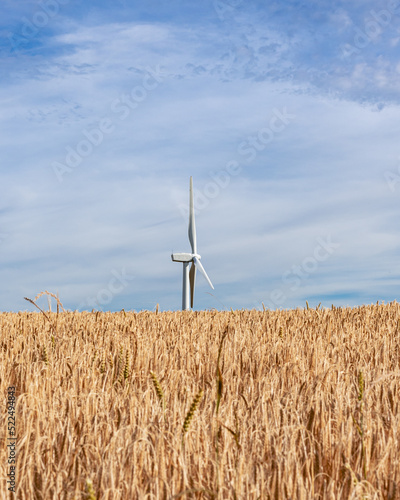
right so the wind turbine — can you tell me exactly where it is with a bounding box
[171,177,214,310]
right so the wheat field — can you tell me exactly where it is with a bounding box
[1,302,400,499]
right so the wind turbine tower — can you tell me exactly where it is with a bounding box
[171,177,214,310]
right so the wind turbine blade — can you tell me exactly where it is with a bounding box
[189,261,196,308]
[193,256,214,289]
[188,176,197,254]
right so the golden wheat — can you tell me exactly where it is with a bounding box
[1,303,400,498]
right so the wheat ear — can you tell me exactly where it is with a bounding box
[123,350,130,380]
[150,371,164,405]
[85,478,96,500]
[182,389,203,439]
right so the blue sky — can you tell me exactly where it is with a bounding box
[1,0,400,312]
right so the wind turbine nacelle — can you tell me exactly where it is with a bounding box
[171,252,193,262]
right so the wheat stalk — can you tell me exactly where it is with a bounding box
[182,389,203,442]
[42,344,49,365]
[150,371,164,405]
[116,345,124,384]
[123,350,130,380]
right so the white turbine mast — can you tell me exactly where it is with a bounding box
[171,177,214,310]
